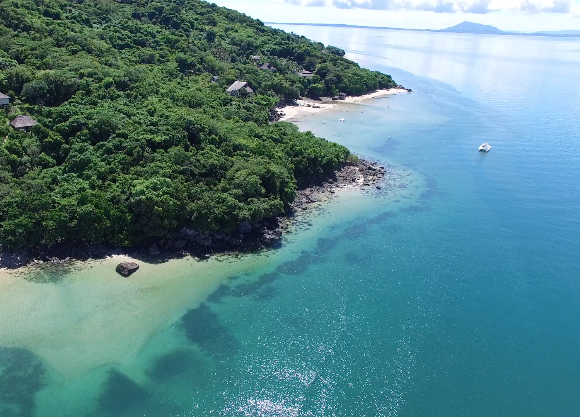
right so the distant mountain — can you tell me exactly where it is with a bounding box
[270,22,580,38]
[441,22,504,34]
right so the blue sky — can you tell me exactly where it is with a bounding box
[212,0,580,31]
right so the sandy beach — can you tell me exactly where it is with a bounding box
[279,88,410,121]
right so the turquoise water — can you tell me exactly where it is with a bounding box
[2,28,580,416]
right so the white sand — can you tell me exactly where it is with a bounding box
[278,99,335,121]
[279,88,409,121]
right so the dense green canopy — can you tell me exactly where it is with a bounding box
[0,0,397,249]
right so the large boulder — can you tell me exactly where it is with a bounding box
[116,262,139,277]
[213,231,225,240]
[196,234,212,247]
[174,239,187,250]
[148,244,161,257]
[181,228,199,239]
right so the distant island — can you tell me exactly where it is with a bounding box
[0,0,398,256]
[271,21,580,38]
[440,22,580,37]
[440,22,504,34]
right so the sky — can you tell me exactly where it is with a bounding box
[212,0,580,32]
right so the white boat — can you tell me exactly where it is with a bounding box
[479,142,491,152]
[339,118,345,122]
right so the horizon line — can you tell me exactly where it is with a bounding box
[265,22,580,37]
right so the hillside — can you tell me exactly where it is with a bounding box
[0,0,398,250]
[441,22,504,34]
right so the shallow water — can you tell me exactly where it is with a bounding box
[2,28,580,416]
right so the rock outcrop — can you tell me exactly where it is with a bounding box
[148,244,161,257]
[116,262,139,277]
[0,159,387,268]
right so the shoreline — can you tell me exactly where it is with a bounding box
[0,165,418,379]
[278,87,411,121]
[0,159,387,272]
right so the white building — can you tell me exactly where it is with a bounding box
[226,81,253,96]
[0,93,9,107]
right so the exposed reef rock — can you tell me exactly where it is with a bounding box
[115,262,139,277]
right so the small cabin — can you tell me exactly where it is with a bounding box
[259,63,277,73]
[251,55,261,61]
[0,93,9,107]
[297,70,314,78]
[210,75,220,83]
[10,115,37,131]
[226,81,253,96]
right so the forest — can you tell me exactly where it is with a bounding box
[0,0,398,249]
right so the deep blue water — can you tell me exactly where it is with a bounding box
[2,28,580,417]
[274,27,580,416]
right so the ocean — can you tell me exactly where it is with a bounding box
[1,27,580,416]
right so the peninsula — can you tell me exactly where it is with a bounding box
[0,0,398,263]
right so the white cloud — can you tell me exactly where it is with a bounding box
[282,0,573,14]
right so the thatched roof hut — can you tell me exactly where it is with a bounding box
[10,115,37,131]
[259,63,277,72]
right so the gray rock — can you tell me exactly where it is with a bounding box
[116,262,139,277]
[174,240,187,249]
[238,221,252,234]
[196,234,212,247]
[148,244,161,257]
[181,228,198,239]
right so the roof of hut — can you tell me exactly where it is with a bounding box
[226,81,249,93]
[10,115,37,129]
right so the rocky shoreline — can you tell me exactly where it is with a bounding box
[0,159,386,271]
